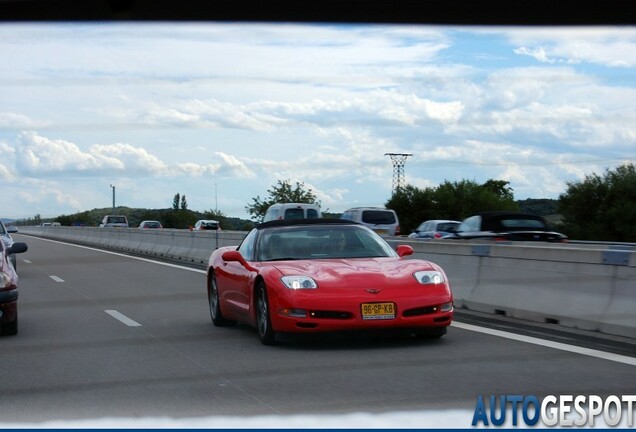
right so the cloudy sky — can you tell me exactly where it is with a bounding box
[1,23,635,220]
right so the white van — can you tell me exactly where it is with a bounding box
[340,207,400,236]
[99,215,129,228]
[263,203,322,222]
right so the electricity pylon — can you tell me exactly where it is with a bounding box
[385,153,412,195]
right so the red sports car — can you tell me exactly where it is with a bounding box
[207,219,453,345]
[0,239,28,336]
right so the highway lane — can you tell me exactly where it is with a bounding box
[1,234,635,426]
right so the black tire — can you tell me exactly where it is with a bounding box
[208,273,235,327]
[1,308,18,336]
[414,326,447,339]
[255,282,276,345]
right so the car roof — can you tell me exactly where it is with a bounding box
[475,211,545,220]
[423,219,461,223]
[345,207,393,211]
[474,212,547,231]
[257,218,360,229]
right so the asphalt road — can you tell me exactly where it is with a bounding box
[1,234,634,426]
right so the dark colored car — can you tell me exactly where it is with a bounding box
[446,211,568,242]
[0,239,28,336]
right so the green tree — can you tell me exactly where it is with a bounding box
[482,179,515,201]
[246,179,320,222]
[180,194,188,210]
[432,179,518,220]
[386,179,518,234]
[559,163,636,241]
[385,185,435,234]
[172,193,180,210]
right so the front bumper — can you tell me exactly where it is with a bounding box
[0,288,18,304]
[269,292,453,333]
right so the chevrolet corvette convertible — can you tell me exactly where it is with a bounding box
[207,219,453,344]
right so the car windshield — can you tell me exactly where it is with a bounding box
[283,208,305,220]
[256,225,397,261]
[361,210,396,225]
[110,217,127,224]
[438,222,460,232]
[498,218,547,230]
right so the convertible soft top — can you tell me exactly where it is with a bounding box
[257,218,360,229]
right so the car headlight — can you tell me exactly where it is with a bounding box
[281,276,318,289]
[413,270,445,285]
[0,271,12,289]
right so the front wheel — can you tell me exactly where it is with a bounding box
[255,282,276,345]
[208,273,235,327]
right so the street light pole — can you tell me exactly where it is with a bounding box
[110,184,116,211]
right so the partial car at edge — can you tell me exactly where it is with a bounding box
[0,220,20,270]
[0,240,28,336]
[206,219,453,345]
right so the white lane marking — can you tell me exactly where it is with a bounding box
[23,236,206,274]
[23,259,32,264]
[49,275,65,282]
[452,321,636,367]
[105,310,142,327]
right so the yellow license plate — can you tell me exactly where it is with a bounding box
[361,302,395,320]
[373,229,388,235]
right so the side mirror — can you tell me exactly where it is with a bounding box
[221,250,257,272]
[8,242,28,254]
[396,245,413,257]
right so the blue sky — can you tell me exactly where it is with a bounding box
[1,23,635,219]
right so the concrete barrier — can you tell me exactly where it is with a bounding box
[388,238,636,339]
[17,226,636,339]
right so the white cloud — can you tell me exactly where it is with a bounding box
[1,24,635,218]
[514,46,557,64]
[506,27,636,67]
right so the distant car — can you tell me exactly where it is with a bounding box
[99,215,129,228]
[0,239,28,336]
[0,220,20,269]
[263,203,321,222]
[408,220,461,239]
[446,211,568,242]
[207,219,453,345]
[194,220,221,231]
[340,207,400,236]
[139,220,163,229]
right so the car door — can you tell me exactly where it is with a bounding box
[216,229,258,320]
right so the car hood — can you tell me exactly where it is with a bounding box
[267,257,436,286]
